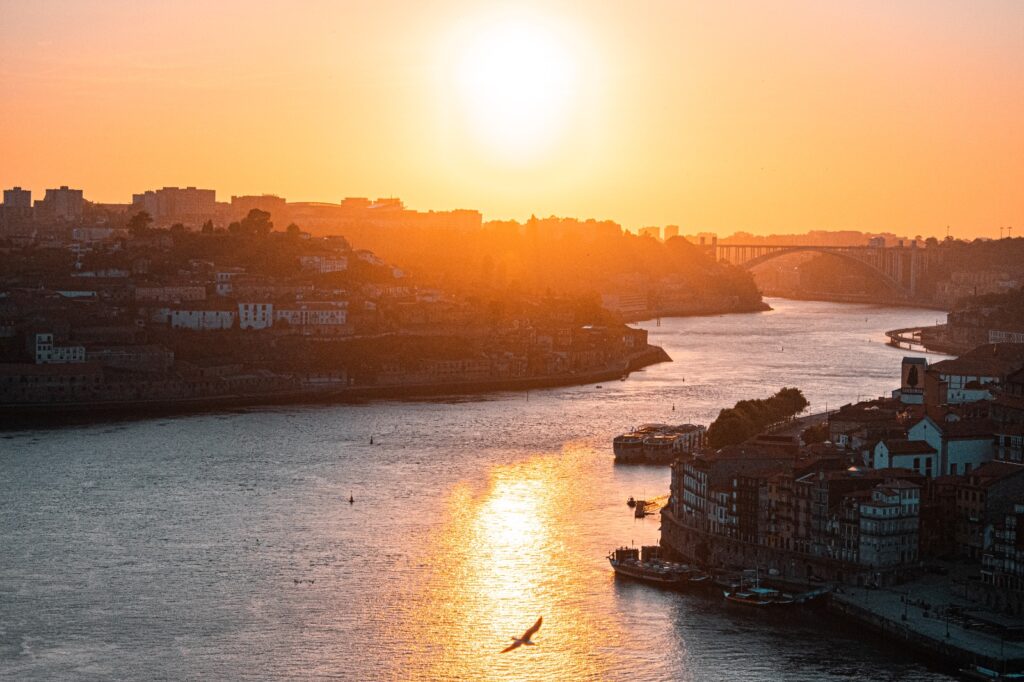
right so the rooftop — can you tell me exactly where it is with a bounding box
[882,439,937,455]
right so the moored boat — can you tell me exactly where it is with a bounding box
[722,570,797,606]
[612,423,707,463]
[723,586,777,606]
[608,546,694,588]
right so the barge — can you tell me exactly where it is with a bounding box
[613,423,707,464]
[608,546,711,589]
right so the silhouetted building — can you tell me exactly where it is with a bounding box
[3,186,31,208]
[230,194,288,223]
[132,187,216,226]
[36,186,84,221]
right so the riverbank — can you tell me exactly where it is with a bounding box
[0,344,671,428]
[828,572,1024,672]
[624,299,771,323]
[762,290,949,311]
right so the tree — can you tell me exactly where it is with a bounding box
[240,209,273,237]
[286,223,302,238]
[127,211,153,236]
[201,219,215,234]
[706,387,808,448]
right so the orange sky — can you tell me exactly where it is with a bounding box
[1,1,1022,238]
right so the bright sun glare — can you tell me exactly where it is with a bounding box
[454,15,577,162]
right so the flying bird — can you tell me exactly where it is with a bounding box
[500,616,542,653]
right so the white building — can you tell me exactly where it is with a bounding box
[298,255,348,274]
[34,333,86,364]
[169,307,236,331]
[858,480,920,567]
[274,302,347,332]
[928,357,1001,404]
[238,302,274,330]
[216,268,246,296]
[871,439,938,478]
[908,415,995,476]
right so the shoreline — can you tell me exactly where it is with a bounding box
[761,292,949,311]
[623,300,771,324]
[1,345,671,429]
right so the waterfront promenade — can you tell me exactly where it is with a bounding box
[830,565,1024,671]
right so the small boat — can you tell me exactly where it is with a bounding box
[687,572,710,585]
[626,497,637,508]
[595,385,603,389]
[723,569,795,606]
[724,586,778,607]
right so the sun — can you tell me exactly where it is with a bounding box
[452,14,577,162]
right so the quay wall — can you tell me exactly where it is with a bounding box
[660,509,913,587]
[1,345,671,427]
[828,594,1024,671]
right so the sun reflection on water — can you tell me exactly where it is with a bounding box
[407,449,615,681]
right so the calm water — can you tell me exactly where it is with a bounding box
[1,299,957,681]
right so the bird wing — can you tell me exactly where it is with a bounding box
[500,641,521,654]
[523,616,542,639]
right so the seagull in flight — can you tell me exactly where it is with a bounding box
[500,616,542,653]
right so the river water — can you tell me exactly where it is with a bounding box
[0,299,958,681]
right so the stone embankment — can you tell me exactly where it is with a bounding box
[2,345,671,427]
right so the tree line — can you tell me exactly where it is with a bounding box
[705,387,809,448]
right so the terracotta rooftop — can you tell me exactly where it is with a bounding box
[882,439,937,455]
[969,461,1024,487]
[929,343,1024,379]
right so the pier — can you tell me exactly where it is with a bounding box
[885,325,963,354]
[829,571,1024,672]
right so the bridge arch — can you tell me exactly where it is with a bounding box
[730,246,908,295]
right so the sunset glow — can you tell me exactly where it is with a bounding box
[451,13,578,162]
[1,1,1022,235]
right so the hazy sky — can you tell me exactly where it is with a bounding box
[1,0,1022,237]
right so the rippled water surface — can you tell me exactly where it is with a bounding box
[1,299,958,680]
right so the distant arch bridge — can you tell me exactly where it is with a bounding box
[711,243,943,298]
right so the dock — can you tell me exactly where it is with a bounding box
[828,573,1024,672]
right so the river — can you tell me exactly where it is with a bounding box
[0,298,957,681]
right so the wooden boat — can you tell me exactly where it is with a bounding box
[608,547,691,588]
[723,586,777,606]
[723,569,796,606]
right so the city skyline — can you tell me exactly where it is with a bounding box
[2,1,1023,238]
